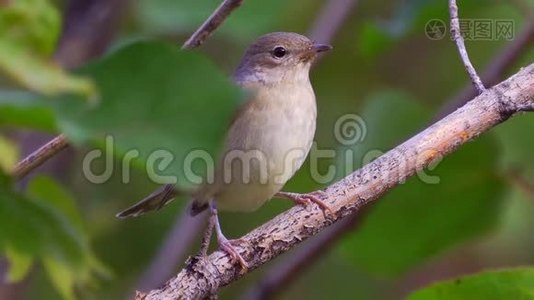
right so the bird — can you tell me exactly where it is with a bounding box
[116,32,332,270]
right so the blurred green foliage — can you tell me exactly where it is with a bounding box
[0,0,533,299]
[0,0,95,97]
[409,268,534,300]
[0,135,18,173]
[0,91,57,131]
[0,174,108,299]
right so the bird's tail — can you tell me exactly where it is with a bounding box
[116,184,178,218]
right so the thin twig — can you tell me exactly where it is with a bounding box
[436,18,534,118]
[139,63,534,300]
[12,134,69,180]
[448,0,486,94]
[181,0,244,49]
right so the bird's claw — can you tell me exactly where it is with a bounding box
[219,238,249,272]
[277,191,334,217]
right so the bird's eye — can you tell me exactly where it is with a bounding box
[272,46,287,58]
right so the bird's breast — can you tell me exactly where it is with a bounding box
[209,81,317,212]
[235,82,316,173]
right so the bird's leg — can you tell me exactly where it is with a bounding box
[275,191,334,216]
[209,200,249,270]
[198,213,214,257]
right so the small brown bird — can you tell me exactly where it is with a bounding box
[117,32,332,269]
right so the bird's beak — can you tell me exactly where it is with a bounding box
[312,43,333,53]
[300,43,333,62]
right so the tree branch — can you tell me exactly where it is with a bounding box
[11,134,69,180]
[139,63,534,299]
[181,0,244,49]
[449,0,486,94]
[242,205,372,300]
[436,18,534,118]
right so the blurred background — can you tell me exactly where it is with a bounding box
[1,0,534,299]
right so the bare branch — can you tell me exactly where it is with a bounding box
[436,18,534,118]
[242,205,371,300]
[11,134,69,180]
[140,63,534,299]
[181,0,244,49]
[448,0,486,94]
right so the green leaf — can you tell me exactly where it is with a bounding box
[27,177,85,233]
[0,175,81,262]
[0,0,61,55]
[0,174,109,298]
[0,0,96,97]
[337,91,505,276]
[494,113,534,171]
[42,258,76,300]
[409,268,534,300]
[0,135,18,173]
[0,91,57,131]
[0,41,97,97]
[26,176,112,288]
[4,246,33,282]
[52,41,241,189]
